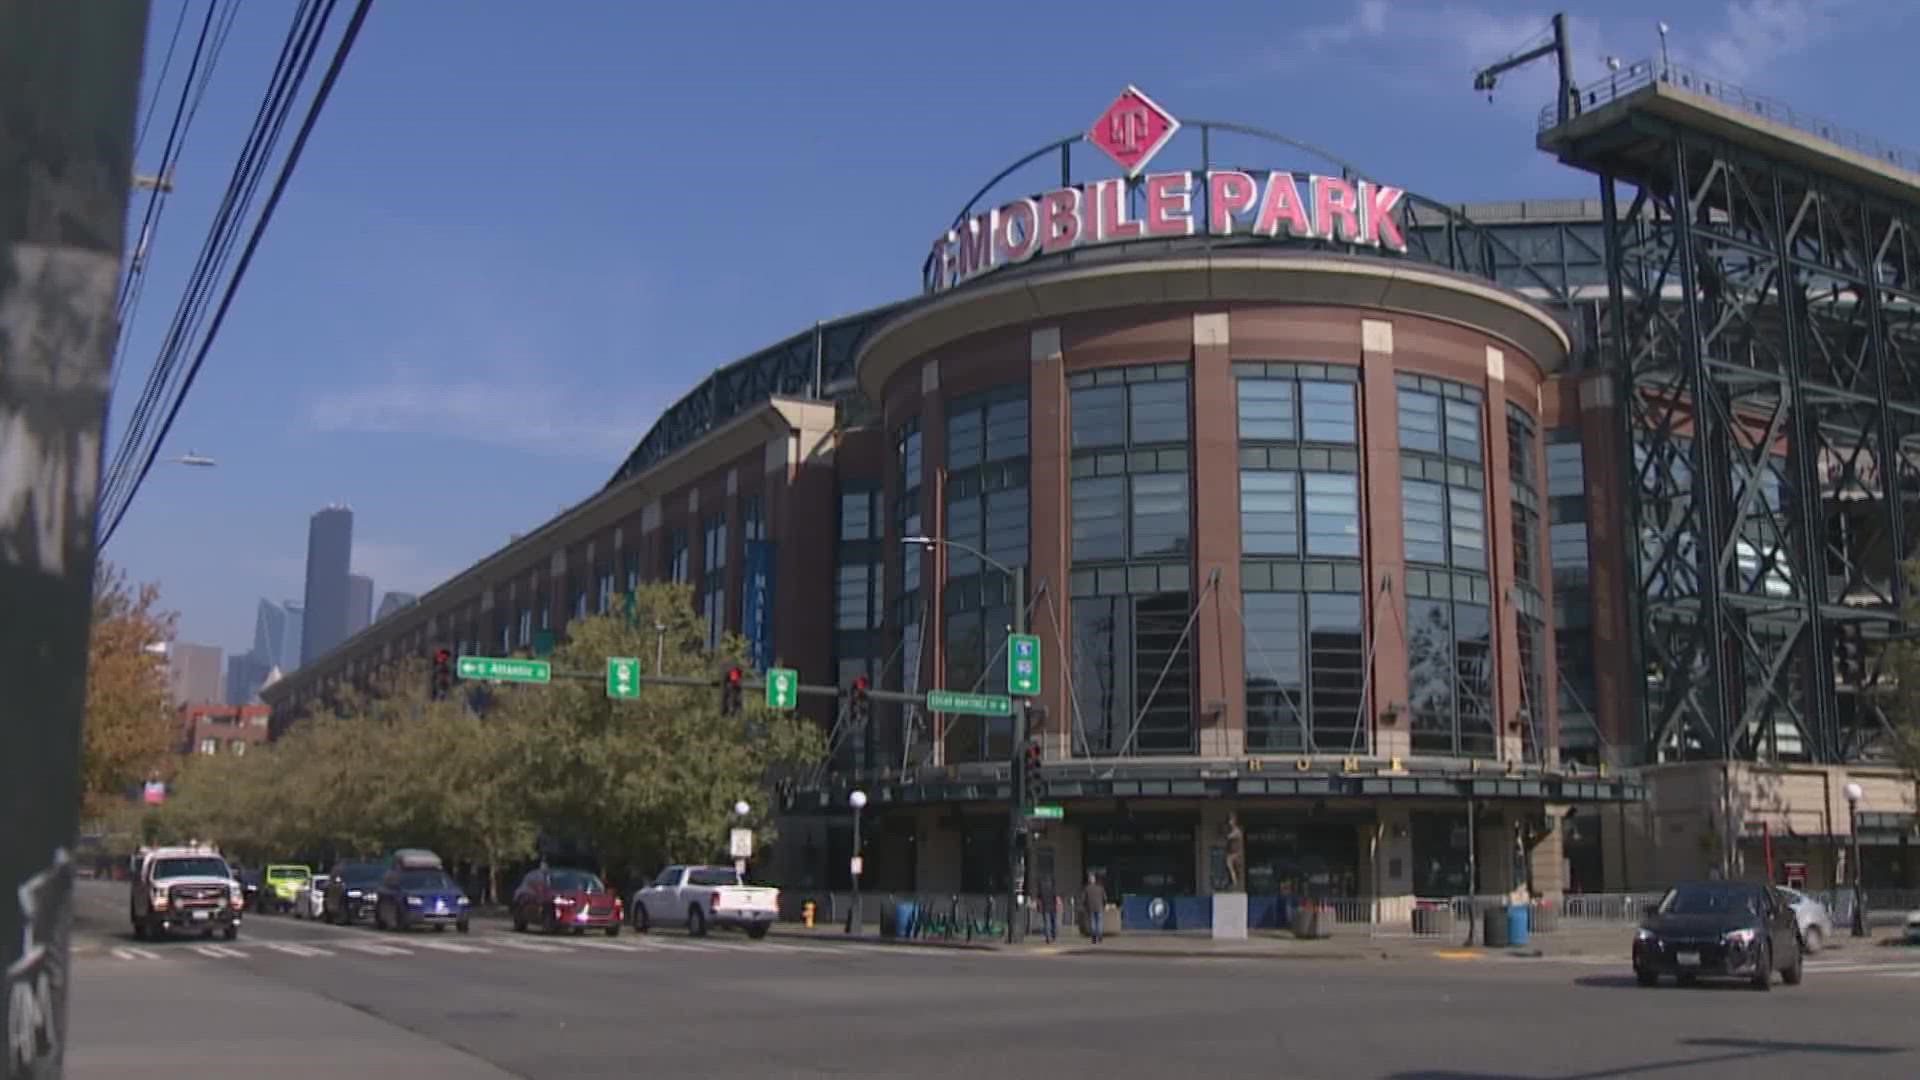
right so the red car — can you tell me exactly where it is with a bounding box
[512,868,623,935]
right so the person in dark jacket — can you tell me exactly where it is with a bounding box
[1037,875,1059,944]
[1082,873,1107,944]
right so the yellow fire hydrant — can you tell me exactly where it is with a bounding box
[803,900,816,928]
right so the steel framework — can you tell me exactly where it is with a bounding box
[1541,63,1920,766]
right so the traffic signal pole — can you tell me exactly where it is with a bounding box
[1007,563,1027,944]
[1,5,150,1077]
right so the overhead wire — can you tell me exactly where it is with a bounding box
[99,0,375,545]
[103,0,325,515]
[132,0,193,158]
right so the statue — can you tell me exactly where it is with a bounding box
[1223,812,1246,891]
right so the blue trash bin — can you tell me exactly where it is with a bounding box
[896,901,918,939]
[1507,903,1531,948]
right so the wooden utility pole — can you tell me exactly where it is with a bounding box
[1,4,150,1078]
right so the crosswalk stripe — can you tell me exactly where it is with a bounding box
[557,938,638,952]
[488,936,571,953]
[336,941,410,956]
[110,947,160,961]
[1872,969,1920,979]
[410,939,488,954]
[1806,961,1920,973]
[192,945,245,959]
[264,943,329,958]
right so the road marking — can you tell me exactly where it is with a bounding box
[110,947,160,961]
[557,938,638,952]
[1871,969,1920,979]
[264,943,329,958]
[1805,960,1920,974]
[622,937,711,952]
[410,939,489,954]
[1434,950,1484,960]
[192,945,246,959]
[336,941,411,956]
[488,936,571,953]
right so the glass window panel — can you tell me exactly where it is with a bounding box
[836,564,872,631]
[1511,503,1538,586]
[902,509,922,594]
[945,493,983,577]
[1402,480,1446,563]
[1132,592,1194,754]
[1071,476,1126,561]
[947,408,983,467]
[1444,399,1481,460]
[1239,470,1298,556]
[1448,487,1486,569]
[1454,604,1496,757]
[1071,385,1126,450]
[985,397,1029,461]
[1308,593,1366,753]
[1407,599,1454,754]
[983,487,1029,570]
[1302,473,1360,557]
[1398,391,1441,454]
[1507,412,1537,490]
[1072,596,1131,755]
[1130,473,1190,558]
[1299,381,1357,443]
[1129,380,1189,444]
[1243,591,1305,752]
[840,490,873,541]
[1545,441,1585,497]
[1550,523,1589,568]
[1237,380,1295,441]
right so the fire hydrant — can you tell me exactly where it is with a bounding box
[803,900,816,928]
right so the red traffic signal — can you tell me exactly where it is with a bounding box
[851,675,870,693]
[434,648,451,664]
[721,667,745,715]
[727,667,743,685]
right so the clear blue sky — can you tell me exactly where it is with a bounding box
[107,0,1915,657]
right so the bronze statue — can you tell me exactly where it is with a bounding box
[1223,812,1246,891]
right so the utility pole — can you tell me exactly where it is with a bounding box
[1006,563,1027,945]
[1,4,151,1078]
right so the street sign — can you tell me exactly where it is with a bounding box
[1027,805,1064,820]
[765,667,798,710]
[606,656,641,700]
[729,828,754,859]
[455,655,551,684]
[925,689,1012,717]
[1008,633,1041,696]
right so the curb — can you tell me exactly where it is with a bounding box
[772,933,1000,952]
[1061,946,1375,961]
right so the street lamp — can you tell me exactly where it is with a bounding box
[1845,781,1867,938]
[731,800,752,878]
[734,800,750,818]
[847,789,868,934]
[901,534,1031,944]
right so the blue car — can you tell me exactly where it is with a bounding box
[371,864,471,933]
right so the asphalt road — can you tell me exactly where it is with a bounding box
[63,881,1920,1079]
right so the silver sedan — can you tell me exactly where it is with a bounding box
[1777,886,1836,953]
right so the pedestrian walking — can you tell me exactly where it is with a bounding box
[1082,872,1107,944]
[1038,874,1059,944]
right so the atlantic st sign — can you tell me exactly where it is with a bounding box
[925,86,1409,295]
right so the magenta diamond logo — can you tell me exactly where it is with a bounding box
[1086,86,1180,178]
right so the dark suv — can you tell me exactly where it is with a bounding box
[1632,881,1804,990]
[322,861,386,925]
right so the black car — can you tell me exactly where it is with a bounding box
[1632,881,1804,990]
[234,867,263,911]
[323,861,385,925]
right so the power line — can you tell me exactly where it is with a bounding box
[133,0,192,157]
[99,0,375,544]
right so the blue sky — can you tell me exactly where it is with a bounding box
[108,0,1916,657]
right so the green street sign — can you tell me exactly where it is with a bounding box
[607,656,641,700]
[765,667,798,710]
[925,689,1012,717]
[1007,633,1041,696]
[1027,805,1065,820]
[456,656,551,684]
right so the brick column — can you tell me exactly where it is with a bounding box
[1359,318,1410,759]
[1190,312,1244,757]
[1579,375,1638,765]
[1027,327,1071,761]
[1483,346,1526,763]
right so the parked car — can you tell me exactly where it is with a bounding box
[513,868,622,936]
[1632,881,1804,990]
[1775,886,1836,953]
[261,864,312,913]
[291,874,332,920]
[322,861,386,925]
[372,862,471,933]
[233,867,262,911]
[629,865,777,939]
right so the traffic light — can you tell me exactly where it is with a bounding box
[721,667,744,715]
[1833,623,1865,683]
[849,675,871,729]
[430,648,453,701]
[1022,737,1044,808]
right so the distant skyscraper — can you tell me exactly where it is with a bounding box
[253,598,303,673]
[346,574,374,636]
[375,591,418,621]
[167,643,224,705]
[301,505,354,664]
[225,651,274,705]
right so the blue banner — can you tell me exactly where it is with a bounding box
[742,540,776,672]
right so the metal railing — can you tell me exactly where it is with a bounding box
[1539,60,1920,175]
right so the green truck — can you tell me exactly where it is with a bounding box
[261,864,312,913]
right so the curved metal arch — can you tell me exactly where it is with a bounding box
[945,120,1382,229]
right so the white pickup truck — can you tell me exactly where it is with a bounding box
[629,865,779,939]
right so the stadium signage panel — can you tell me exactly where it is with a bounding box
[925,170,1409,294]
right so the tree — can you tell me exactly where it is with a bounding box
[81,563,178,814]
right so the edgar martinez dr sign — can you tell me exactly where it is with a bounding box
[924,85,1410,295]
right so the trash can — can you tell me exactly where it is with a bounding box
[1507,903,1531,948]
[878,901,898,939]
[1412,902,1445,936]
[897,901,918,939]
[1482,906,1510,948]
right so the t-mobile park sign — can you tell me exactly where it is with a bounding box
[925,86,1408,295]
